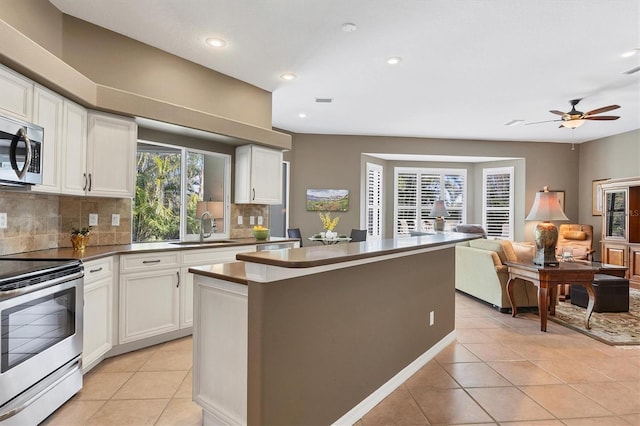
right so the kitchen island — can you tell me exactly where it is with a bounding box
[189,233,479,425]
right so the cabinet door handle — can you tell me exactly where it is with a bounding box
[88,173,92,191]
[83,173,87,190]
[142,259,161,264]
[89,267,103,273]
[176,271,180,288]
[252,188,255,201]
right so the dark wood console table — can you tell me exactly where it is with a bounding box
[505,261,626,332]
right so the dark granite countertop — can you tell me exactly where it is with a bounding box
[0,237,299,261]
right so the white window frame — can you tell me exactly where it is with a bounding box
[393,167,467,237]
[482,166,514,240]
[366,163,383,241]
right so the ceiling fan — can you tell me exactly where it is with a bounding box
[527,99,620,128]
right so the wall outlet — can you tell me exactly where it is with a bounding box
[89,213,98,226]
[429,311,435,326]
[0,213,7,229]
[258,216,263,225]
[111,214,120,226]
[237,216,243,225]
[250,216,255,225]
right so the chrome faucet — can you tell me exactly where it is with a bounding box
[200,211,216,242]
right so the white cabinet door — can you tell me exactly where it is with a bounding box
[86,111,137,197]
[60,100,88,195]
[32,85,64,193]
[235,145,282,204]
[83,258,114,372]
[119,268,181,343]
[0,65,33,120]
[180,266,194,328]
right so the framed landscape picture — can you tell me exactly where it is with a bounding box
[306,189,349,211]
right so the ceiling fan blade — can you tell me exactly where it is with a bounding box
[525,119,562,125]
[584,115,620,120]
[584,105,620,115]
[549,110,566,116]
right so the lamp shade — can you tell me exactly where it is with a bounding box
[561,119,585,129]
[525,191,568,222]
[427,200,450,218]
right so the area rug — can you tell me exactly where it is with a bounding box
[549,288,640,345]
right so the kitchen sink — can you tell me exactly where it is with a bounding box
[170,240,237,246]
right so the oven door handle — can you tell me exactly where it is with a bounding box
[0,270,84,301]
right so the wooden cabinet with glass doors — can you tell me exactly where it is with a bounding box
[600,177,640,288]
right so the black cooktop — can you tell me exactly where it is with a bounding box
[0,259,83,290]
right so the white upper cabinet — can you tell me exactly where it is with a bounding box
[0,64,33,121]
[235,144,282,204]
[31,85,64,193]
[60,100,88,195]
[86,111,137,198]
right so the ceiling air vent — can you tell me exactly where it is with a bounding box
[623,66,640,75]
[315,98,333,103]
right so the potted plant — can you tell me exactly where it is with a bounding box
[70,227,91,251]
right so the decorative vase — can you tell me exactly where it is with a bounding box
[324,230,337,239]
[70,234,89,251]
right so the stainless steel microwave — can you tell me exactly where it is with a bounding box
[0,114,43,186]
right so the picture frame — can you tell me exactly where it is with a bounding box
[306,189,349,211]
[592,178,609,216]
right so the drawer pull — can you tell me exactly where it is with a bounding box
[142,259,161,264]
[89,267,103,273]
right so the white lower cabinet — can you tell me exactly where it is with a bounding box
[180,245,256,329]
[119,252,181,344]
[82,257,114,372]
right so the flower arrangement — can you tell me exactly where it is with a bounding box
[318,212,340,231]
[70,227,91,251]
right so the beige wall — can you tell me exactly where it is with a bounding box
[578,129,640,259]
[289,133,580,243]
[0,0,64,56]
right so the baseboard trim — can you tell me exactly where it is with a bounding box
[331,330,456,426]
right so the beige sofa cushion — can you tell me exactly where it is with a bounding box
[468,239,534,263]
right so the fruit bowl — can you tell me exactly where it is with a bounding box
[252,228,270,240]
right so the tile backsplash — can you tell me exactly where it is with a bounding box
[0,190,132,256]
[0,190,270,255]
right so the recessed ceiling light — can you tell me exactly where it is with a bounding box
[342,23,357,32]
[621,48,640,58]
[280,72,297,81]
[205,37,227,48]
[298,113,307,118]
[386,57,402,65]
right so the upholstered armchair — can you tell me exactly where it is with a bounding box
[556,224,594,260]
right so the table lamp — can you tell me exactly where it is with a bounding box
[428,200,449,232]
[525,187,568,266]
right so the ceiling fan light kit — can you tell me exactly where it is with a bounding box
[528,99,621,129]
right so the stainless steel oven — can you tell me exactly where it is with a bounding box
[0,259,83,425]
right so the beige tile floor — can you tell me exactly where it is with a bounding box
[45,292,640,425]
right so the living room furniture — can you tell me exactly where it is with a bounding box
[555,223,595,300]
[570,274,630,313]
[455,239,538,312]
[349,229,367,242]
[505,260,600,331]
[287,228,303,247]
[600,177,640,289]
[453,224,487,237]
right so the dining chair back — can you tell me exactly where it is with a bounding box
[287,228,303,247]
[349,229,367,242]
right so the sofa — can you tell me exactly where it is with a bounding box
[455,239,539,312]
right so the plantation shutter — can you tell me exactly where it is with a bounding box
[482,167,514,239]
[366,163,383,240]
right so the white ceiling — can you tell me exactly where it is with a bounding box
[50,0,640,145]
